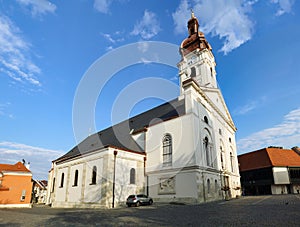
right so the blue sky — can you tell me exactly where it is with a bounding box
[0,0,299,179]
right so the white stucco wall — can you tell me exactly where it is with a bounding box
[273,167,290,184]
[83,158,103,203]
[271,185,288,194]
[146,114,195,174]
[55,167,68,202]
[50,148,145,208]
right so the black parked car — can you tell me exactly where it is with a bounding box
[126,194,153,207]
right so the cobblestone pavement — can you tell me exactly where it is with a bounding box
[0,195,299,226]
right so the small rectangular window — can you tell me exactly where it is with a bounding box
[20,190,26,201]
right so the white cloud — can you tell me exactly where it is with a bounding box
[0,15,41,86]
[106,46,114,51]
[173,0,254,54]
[94,0,113,14]
[271,0,295,16]
[102,33,116,43]
[101,32,125,44]
[173,0,296,54]
[131,10,161,40]
[234,101,258,115]
[0,141,64,179]
[16,0,57,17]
[0,102,13,119]
[237,107,300,153]
[233,96,266,116]
[172,0,191,35]
[137,42,149,53]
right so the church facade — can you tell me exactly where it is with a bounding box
[46,13,241,208]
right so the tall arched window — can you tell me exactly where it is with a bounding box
[215,179,218,193]
[204,116,209,124]
[91,166,97,185]
[204,137,211,166]
[130,168,136,184]
[190,67,196,77]
[163,134,172,166]
[220,143,225,170]
[73,170,78,187]
[60,173,64,188]
[230,152,234,173]
[207,179,210,194]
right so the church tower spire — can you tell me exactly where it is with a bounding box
[188,9,199,36]
[178,11,217,93]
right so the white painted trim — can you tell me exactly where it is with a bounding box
[2,171,32,176]
[0,203,32,208]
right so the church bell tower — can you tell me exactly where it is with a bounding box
[178,11,217,94]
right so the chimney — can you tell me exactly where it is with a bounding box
[25,162,30,170]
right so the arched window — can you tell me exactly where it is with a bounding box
[204,137,211,166]
[190,67,196,77]
[163,134,172,166]
[130,168,136,184]
[204,116,209,124]
[91,166,97,185]
[73,170,78,187]
[207,179,210,194]
[230,152,234,173]
[60,173,64,188]
[220,144,225,170]
[215,179,218,193]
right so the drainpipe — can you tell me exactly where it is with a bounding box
[112,150,118,208]
[144,156,148,196]
[202,171,206,202]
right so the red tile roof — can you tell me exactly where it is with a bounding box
[267,148,300,167]
[238,148,300,172]
[0,162,31,173]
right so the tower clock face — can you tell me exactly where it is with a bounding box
[188,55,196,65]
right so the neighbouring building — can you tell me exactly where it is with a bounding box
[238,147,300,195]
[32,180,48,204]
[47,12,241,208]
[0,162,33,208]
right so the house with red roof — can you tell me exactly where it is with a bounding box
[238,147,300,195]
[32,179,48,204]
[0,162,33,208]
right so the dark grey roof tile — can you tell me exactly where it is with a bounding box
[55,98,185,162]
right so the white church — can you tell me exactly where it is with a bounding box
[46,13,241,208]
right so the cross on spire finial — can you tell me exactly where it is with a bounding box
[191,9,195,18]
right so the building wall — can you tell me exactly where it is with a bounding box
[33,183,47,204]
[83,158,103,203]
[291,184,300,194]
[146,114,195,174]
[50,148,145,208]
[145,96,240,203]
[271,185,289,195]
[273,167,290,185]
[0,172,32,208]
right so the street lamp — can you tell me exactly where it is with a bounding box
[112,150,118,208]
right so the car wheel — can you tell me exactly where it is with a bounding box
[149,200,153,205]
[136,201,141,207]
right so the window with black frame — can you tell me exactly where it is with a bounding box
[163,134,172,166]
